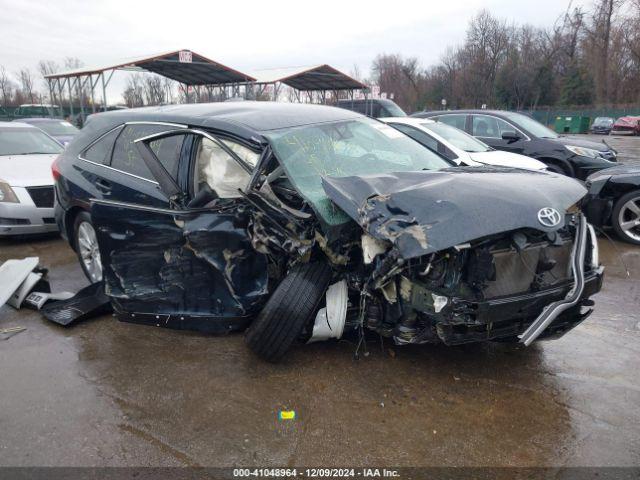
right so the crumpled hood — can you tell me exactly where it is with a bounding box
[322,167,587,259]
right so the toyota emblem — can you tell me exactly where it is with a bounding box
[537,207,562,228]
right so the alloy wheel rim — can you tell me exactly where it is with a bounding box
[78,221,103,282]
[618,197,640,242]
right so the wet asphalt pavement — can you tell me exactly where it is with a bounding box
[2,235,639,468]
[1,136,639,468]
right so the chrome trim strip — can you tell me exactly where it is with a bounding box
[90,198,178,214]
[519,215,588,346]
[77,157,160,185]
[90,198,217,215]
[124,121,187,128]
[80,124,124,153]
[134,127,254,174]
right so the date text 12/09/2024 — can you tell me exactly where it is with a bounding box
[233,468,400,478]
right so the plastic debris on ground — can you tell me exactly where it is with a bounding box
[40,282,112,326]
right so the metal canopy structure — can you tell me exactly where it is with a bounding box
[44,50,255,120]
[44,52,368,121]
[247,64,368,102]
[250,64,366,90]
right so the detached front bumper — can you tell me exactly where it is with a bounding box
[0,186,58,236]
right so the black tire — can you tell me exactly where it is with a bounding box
[245,262,332,362]
[73,211,103,283]
[611,190,640,245]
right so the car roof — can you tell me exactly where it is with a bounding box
[414,109,512,117]
[380,117,435,125]
[88,101,361,136]
[15,117,61,123]
[0,121,38,129]
[337,98,399,106]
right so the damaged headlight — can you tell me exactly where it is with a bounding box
[0,181,19,203]
[565,145,607,160]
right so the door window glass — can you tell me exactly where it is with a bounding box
[436,114,467,130]
[195,137,250,198]
[472,116,515,138]
[82,127,122,164]
[111,124,184,180]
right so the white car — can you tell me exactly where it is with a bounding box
[0,122,63,235]
[381,117,547,170]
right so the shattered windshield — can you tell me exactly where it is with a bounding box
[266,118,450,225]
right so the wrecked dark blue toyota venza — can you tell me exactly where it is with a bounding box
[53,103,604,361]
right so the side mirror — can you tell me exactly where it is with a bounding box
[501,130,521,142]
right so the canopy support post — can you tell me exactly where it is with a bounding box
[101,72,107,111]
[67,78,74,120]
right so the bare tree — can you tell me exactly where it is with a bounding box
[38,60,60,105]
[372,54,424,111]
[161,77,176,104]
[142,74,166,105]
[122,74,144,107]
[0,66,14,107]
[585,0,624,104]
[17,69,36,103]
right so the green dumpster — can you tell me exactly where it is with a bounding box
[554,116,591,134]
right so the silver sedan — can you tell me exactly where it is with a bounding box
[0,122,63,235]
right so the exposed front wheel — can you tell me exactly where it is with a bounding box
[73,211,103,283]
[245,262,332,362]
[612,190,640,245]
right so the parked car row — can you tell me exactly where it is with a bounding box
[380,117,547,171]
[411,109,618,179]
[584,115,640,136]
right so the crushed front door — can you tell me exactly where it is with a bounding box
[91,129,269,333]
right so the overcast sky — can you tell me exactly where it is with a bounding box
[0,0,591,103]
